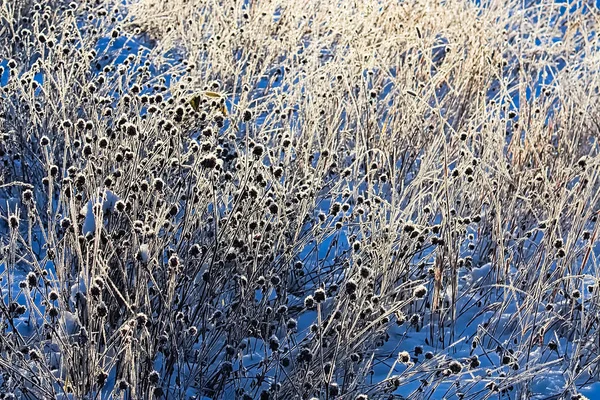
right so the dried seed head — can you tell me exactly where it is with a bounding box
[270,275,281,286]
[220,361,233,374]
[26,272,37,288]
[268,202,279,214]
[200,154,218,169]
[413,285,428,299]
[9,215,19,229]
[286,318,298,330]
[252,144,265,158]
[360,266,372,279]
[60,218,71,229]
[314,288,326,303]
[115,200,126,212]
[410,313,420,326]
[22,189,34,202]
[90,284,101,297]
[583,231,591,240]
[148,370,160,385]
[304,295,315,309]
[268,335,280,351]
[398,351,410,363]
[153,178,165,191]
[96,301,108,317]
[136,313,148,327]
[449,360,462,374]
[125,123,137,136]
[276,305,288,314]
[346,278,359,295]
[97,370,108,386]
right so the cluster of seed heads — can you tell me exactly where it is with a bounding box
[0,0,599,399]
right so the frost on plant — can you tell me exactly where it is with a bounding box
[0,0,600,399]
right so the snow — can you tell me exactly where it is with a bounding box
[581,381,600,398]
[470,262,492,285]
[138,243,150,263]
[81,189,120,235]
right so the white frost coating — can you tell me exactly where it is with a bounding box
[81,189,120,235]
